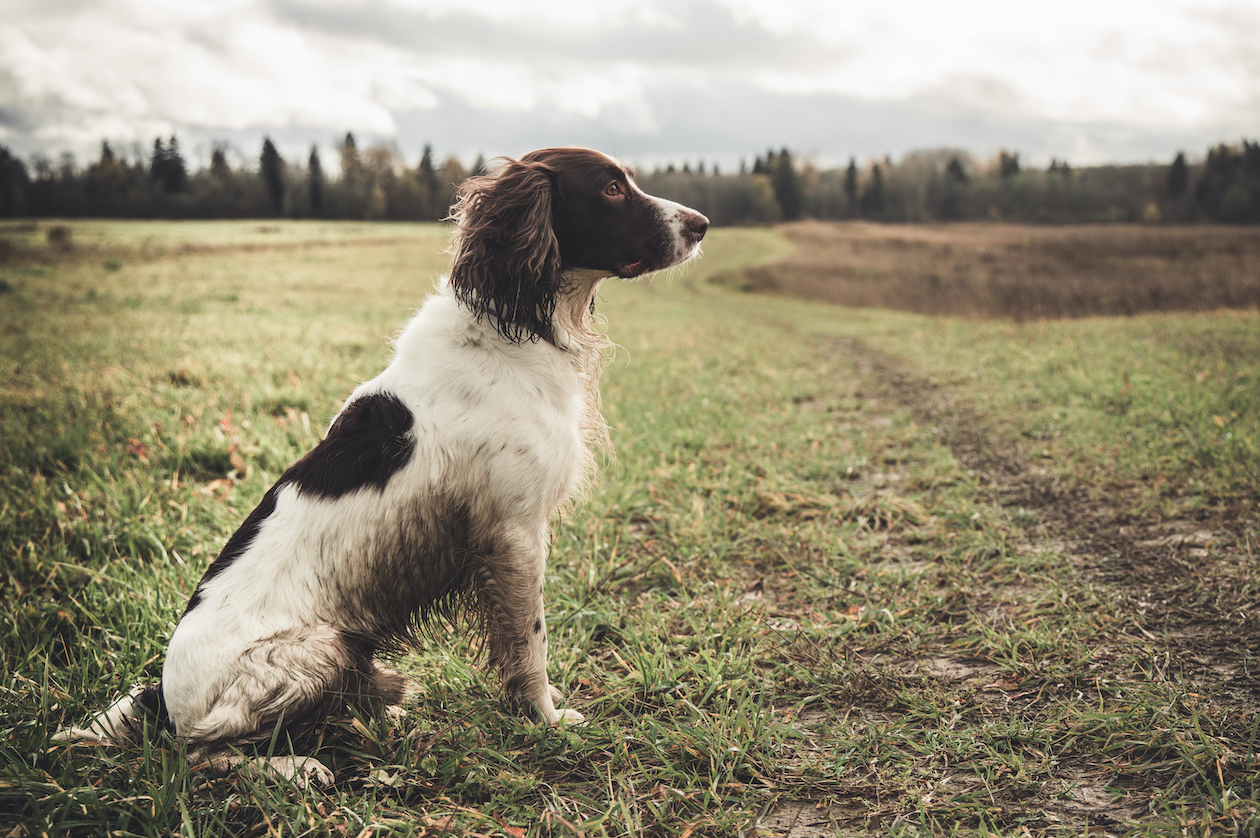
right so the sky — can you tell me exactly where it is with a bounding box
[2,0,1258,173]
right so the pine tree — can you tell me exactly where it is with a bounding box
[1166,151,1189,198]
[0,144,31,216]
[939,155,969,219]
[860,164,885,218]
[771,147,804,221]
[149,138,166,187]
[1245,141,1260,177]
[999,150,1021,179]
[210,145,232,181]
[843,157,859,208]
[85,141,127,215]
[309,145,324,215]
[340,133,361,184]
[946,156,968,184]
[260,137,285,214]
[149,135,187,193]
[418,144,438,190]
[1195,143,1235,218]
[417,144,439,219]
[166,136,187,192]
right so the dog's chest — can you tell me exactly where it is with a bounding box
[381,337,588,516]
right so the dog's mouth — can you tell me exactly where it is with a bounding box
[615,259,645,277]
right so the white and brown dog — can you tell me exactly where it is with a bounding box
[55,147,708,785]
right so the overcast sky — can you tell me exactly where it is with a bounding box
[2,0,1258,172]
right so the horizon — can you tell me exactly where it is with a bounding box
[0,132,1228,178]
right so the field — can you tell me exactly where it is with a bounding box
[724,221,1260,320]
[1,219,1258,837]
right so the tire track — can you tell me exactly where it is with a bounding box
[832,333,1259,701]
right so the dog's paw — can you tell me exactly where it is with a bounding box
[541,684,584,726]
[50,725,111,746]
[243,755,335,788]
[290,758,335,789]
[550,708,586,727]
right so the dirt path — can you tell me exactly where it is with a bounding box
[833,334,1259,702]
[757,333,1259,837]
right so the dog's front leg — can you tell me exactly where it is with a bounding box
[482,526,583,726]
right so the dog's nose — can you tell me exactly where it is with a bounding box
[684,211,709,240]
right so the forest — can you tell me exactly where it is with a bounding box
[1,133,1258,226]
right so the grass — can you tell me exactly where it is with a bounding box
[1,219,1257,836]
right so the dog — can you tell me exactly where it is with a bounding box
[54,147,709,785]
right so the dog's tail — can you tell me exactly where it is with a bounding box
[52,683,173,745]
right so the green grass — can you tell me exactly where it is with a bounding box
[874,313,1260,512]
[1,219,1257,836]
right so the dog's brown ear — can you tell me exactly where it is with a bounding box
[447,159,561,344]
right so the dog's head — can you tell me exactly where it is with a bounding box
[448,147,709,344]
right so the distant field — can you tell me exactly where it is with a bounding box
[722,221,1260,320]
[1,220,1257,837]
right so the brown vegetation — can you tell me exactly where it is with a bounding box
[44,223,73,251]
[729,221,1260,319]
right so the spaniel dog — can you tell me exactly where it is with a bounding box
[55,147,709,785]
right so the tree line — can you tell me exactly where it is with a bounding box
[0,134,477,222]
[1,134,1258,225]
[639,142,1260,225]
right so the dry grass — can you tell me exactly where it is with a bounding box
[727,221,1260,320]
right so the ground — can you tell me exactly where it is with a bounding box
[1,219,1257,836]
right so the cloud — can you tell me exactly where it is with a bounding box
[380,77,1216,169]
[0,3,405,155]
[268,0,853,75]
[1191,4,1260,128]
[0,0,1257,168]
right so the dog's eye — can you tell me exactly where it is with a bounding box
[603,182,623,198]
